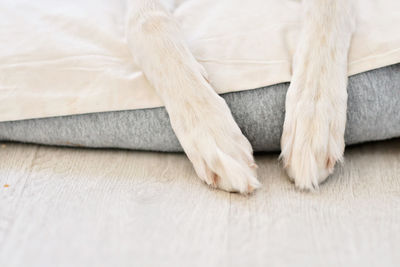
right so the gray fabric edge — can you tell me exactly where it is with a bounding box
[1,64,399,152]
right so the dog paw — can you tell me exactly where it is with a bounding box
[279,77,347,191]
[169,87,260,194]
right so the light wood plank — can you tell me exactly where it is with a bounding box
[0,139,399,267]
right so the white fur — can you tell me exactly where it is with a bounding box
[280,0,355,190]
[128,0,355,193]
[127,0,260,193]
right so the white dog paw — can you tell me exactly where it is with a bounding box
[188,142,261,194]
[169,89,260,194]
[280,79,347,191]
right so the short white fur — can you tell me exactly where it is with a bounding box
[127,0,355,193]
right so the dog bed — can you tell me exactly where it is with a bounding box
[1,64,399,152]
[2,0,400,122]
[1,1,400,151]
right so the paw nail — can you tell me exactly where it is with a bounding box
[212,173,219,187]
[249,163,258,169]
[247,185,254,193]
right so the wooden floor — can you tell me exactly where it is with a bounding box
[0,139,399,267]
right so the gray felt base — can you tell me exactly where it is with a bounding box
[1,64,399,152]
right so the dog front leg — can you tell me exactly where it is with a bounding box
[280,0,355,190]
[126,0,260,193]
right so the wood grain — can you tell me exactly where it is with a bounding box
[0,139,399,267]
